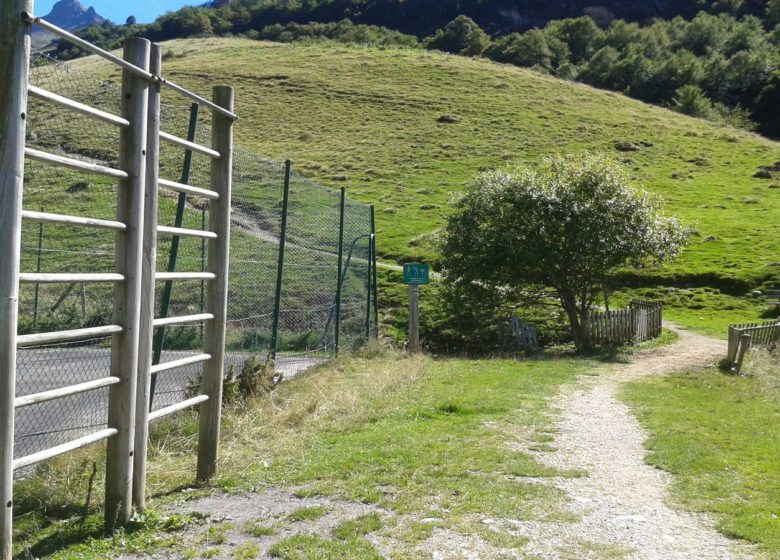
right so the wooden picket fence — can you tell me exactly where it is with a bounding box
[586,300,662,346]
[726,320,780,373]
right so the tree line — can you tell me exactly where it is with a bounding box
[50,0,780,137]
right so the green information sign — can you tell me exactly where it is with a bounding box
[403,263,430,285]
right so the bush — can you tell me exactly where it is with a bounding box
[441,154,688,350]
[425,16,489,56]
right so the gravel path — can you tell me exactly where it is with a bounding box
[509,325,756,559]
[116,325,758,559]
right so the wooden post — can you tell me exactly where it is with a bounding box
[197,86,234,483]
[105,37,150,532]
[0,1,32,556]
[734,334,752,374]
[408,284,420,353]
[727,326,739,364]
[132,43,161,511]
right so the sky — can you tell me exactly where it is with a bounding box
[36,0,195,24]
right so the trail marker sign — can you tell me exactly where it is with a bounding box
[403,263,429,353]
[403,263,429,285]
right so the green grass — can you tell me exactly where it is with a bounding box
[13,352,598,558]
[268,534,382,559]
[214,355,591,519]
[332,513,383,540]
[233,542,261,559]
[244,521,277,538]
[103,38,779,289]
[286,506,330,523]
[622,366,780,556]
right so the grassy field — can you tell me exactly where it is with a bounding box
[622,354,780,556]
[102,38,780,286]
[13,351,600,559]
[52,37,779,336]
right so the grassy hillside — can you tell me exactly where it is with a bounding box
[62,38,780,333]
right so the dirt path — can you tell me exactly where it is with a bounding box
[510,325,756,559]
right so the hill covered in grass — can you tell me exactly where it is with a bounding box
[65,37,779,334]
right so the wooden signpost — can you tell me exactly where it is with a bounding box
[403,263,429,353]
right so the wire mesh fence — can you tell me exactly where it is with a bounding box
[15,50,378,466]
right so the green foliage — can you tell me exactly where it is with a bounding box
[441,155,688,348]
[425,15,489,56]
[484,30,554,69]
[221,356,276,404]
[671,84,715,118]
[257,20,418,47]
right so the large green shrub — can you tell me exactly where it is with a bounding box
[441,155,688,350]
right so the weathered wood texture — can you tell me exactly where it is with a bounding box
[727,320,780,369]
[0,1,32,557]
[408,285,420,353]
[586,301,663,347]
[104,37,150,531]
[133,43,161,511]
[197,86,234,483]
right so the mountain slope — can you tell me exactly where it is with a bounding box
[91,39,776,284]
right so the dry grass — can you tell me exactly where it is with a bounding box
[145,351,429,494]
[740,347,780,397]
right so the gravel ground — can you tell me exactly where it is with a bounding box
[508,325,756,560]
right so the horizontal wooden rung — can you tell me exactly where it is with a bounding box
[158,177,219,200]
[19,273,124,284]
[21,210,126,231]
[160,131,220,158]
[157,225,217,240]
[148,395,209,422]
[154,272,215,281]
[28,85,130,128]
[15,376,121,408]
[24,147,127,179]
[17,324,123,347]
[13,427,117,470]
[150,353,211,374]
[152,313,214,328]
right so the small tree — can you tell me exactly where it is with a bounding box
[426,15,490,56]
[671,84,714,118]
[441,155,688,350]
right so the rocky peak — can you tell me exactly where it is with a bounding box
[42,0,106,31]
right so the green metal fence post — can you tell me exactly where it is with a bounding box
[149,102,199,408]
[334,187,346,355]
[32,209,43,330]
[364,230,372,341]
[370,205,379,339]
[270,160,292,361]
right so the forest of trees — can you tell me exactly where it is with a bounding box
[48,0,780,137]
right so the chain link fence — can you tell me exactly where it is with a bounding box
[15,50,378,466]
